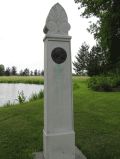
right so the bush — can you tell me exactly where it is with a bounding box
[88,74,120,91]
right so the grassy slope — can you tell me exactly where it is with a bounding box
[74,79,120,159]
[0,78,120,159]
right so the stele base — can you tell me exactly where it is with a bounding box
[33,147,87,159]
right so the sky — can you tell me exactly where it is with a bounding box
[0,0,96,72]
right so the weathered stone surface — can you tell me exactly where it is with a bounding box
[43,3,70,35]
[33,147,87,159]
[43,3,75,159]
[43,34,75,159]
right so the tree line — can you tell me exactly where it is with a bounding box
[0,65,44,76]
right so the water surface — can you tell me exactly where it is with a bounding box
[0,83,44,107]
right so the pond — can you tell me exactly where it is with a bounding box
[0,83,44,107]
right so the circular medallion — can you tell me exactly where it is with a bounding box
[51,47,67,64]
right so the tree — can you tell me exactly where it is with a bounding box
[74,0,120,66]
[34,69,38,76]
[37,70,41,76]
[19,70,24,76]
[87,45,107,76]
[41,70,44,76]
[73,42,89,75]
[110,0,120,65]
[5,67,11,76]
[23,68,29,76]
[30,71,33,76]
[11,66,17,75]
[73,43,107,76]
[0,64,5,76]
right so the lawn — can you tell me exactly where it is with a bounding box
[0,77,120,159]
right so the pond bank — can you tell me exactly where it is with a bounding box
[0,83,44,107]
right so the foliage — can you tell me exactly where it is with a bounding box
[37,70,41,76]
[34,69,38,76]
[0,64,5,76]
[0,64,43,76]
[5,67,11,76]
[74,0,120,66]
[73,42,89,75]
[0,78,120,159]
[41,70,44,76]
[16,90,44,104]
[87,45,107,76]
[109,1,120,64]
[3,90,44,107]
[17,91,26,104]
[19,70,24,76]
[23,68,30,76]
[29,90,44,102]
[73,43,107,76]
[88,74,120,91]
[30,71,33,76]
[11,66,17,76]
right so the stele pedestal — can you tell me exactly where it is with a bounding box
[33,3,86,159]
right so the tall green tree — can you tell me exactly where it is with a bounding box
[73,42,89,75]
[73,43,106,76]
[19,70,24,76]
[87,45,106,76]
[11,66,17,76]
[34,69,38,76]
[0,64,5,76]
[30,71,33,76]
[110,0,120,64]
[75,0,120,66]
[5,67,11,76]
[41,70,44,76]
[23,68,29,76]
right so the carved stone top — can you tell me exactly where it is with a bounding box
[43,3,70,35]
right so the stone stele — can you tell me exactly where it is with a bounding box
[33,3,87,159]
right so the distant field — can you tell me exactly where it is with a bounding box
[0,76,89,84]
[0,77,120,159]
[0,76,44,84]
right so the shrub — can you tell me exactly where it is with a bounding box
[88,74,120,91]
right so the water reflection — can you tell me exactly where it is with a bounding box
[0,83,44,107]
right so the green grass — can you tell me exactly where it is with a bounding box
[0,76,44,84]
[0,101,44,159]
[0,77,120,159]
[74,79,120,159]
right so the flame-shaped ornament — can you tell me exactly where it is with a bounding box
[43,3,71,35]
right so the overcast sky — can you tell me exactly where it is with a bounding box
[0,0,96,72]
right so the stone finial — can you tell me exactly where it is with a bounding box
[43,3,71,35]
